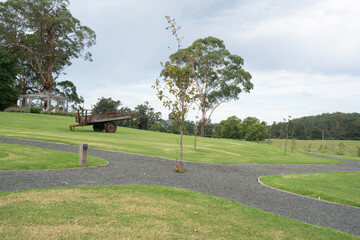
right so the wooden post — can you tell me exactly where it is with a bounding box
[79,144,88,167]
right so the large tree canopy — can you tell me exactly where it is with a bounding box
[0,0,96,96]
[171,36,253,136]
[216,115,267,142]
[0,46,20,110]
[219,116,242,139]
[92,97,121,115]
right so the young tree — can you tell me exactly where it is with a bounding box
[153,16,197,172]
[0,47,20,110]
[288,119,296,152]
[92,97,121,115]
[0,0,96,108]
[283,116,291,156]
[171,37,253,136]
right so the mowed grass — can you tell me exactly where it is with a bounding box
[269,139,360,160]
[0,112,342,164]
[260,172,360,208]
[0,142,107,170]
[0,185,357,240]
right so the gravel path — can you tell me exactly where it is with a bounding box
[1,137,360,236]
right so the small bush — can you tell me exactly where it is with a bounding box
[30,107,42,114]
[304,144,312,152]
[356,146,360,157]
[318,144,323,152]
[40,111,75,117]
[174,160,185,173]
[318,144,327,153]
[4,107,31,113]
[336,142,345,156]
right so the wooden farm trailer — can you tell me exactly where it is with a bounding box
[69,110,131,133]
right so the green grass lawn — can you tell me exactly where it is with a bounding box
[269,139,360,160]
[0,185,357,240]
[0,112,343,164]
[0,142,107,170]
[260,172,360,208]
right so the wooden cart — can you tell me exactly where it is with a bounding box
[69,110,131,133]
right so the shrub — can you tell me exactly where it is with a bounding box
[30,107,42,114]
[356,146,360,157]
[3,107,30,113]
[318,144,327,153]
[40,111,75,117]
[323,145,328,153]
[318,144,323,152]
[174,159,185,173]
[336,142,345,156]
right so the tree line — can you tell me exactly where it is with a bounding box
[104,93,359,142]
[269,112,360,140]
[92,97,267,142]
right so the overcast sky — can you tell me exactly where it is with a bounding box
[64,0,359,124]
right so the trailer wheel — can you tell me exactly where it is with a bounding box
[105,121,117,133]
[93,123,105,132]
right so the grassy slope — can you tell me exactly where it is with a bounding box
[0,112,342,164]
[0,142,107,170]
[0,185,357,240]
[270,139,360,160]
[260,172,360,207]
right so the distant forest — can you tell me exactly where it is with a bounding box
[269,112,360,140]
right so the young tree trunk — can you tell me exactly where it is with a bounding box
[174,114,185,173]
[285,131,288,156]
[194,135,197,150]
[194,123,197,150]
[200,103,206,137]
[180,118,183,161]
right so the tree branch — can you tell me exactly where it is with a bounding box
[205,99,227,126]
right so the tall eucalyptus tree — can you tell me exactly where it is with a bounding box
[0,0,96,108]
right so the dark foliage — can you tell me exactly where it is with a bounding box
[269,112,360,140]
[0,47,20,110]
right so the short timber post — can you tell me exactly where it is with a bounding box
[79,144,88,167]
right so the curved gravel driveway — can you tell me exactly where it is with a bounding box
[1,137,359,237]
